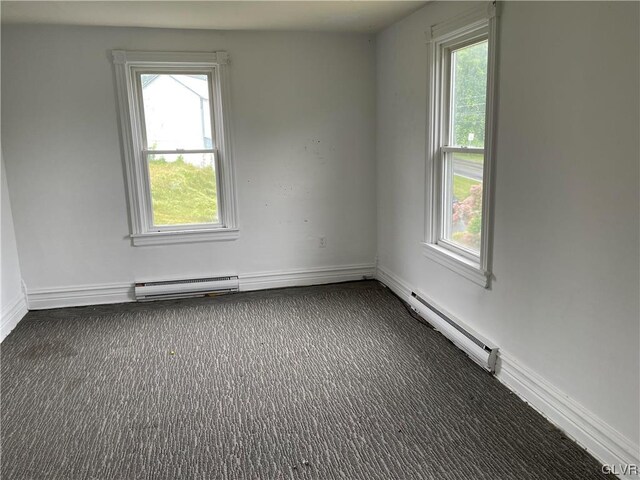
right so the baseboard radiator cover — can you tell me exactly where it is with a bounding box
[134,276,239,301]
[409,291,498,373]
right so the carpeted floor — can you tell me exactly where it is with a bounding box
[1,281,608,479]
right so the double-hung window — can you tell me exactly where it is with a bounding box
[112,51,238,246]
[423,3,498,287]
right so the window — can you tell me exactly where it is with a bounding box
[112,51,238,246]
[423,3,498,287]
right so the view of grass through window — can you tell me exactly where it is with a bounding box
[445,39,488,253]
[148,153,218,226]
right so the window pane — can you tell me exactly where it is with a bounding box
[443,152,483,253]
[140,74,212,150]
[147,152,219,226]
[450,40,488,148]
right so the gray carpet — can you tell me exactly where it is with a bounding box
[1,281,608,479]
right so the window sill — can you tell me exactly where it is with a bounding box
[420,242,490,288]
[131,228,239,246]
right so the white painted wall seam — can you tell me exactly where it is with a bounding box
[1,154,26,340]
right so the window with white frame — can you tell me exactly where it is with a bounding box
[112,51,238,246]
[423,3,498,287]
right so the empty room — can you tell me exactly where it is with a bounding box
[1,1,638,478]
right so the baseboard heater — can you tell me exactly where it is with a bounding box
[134,276,239,301]
[409,291,498,373]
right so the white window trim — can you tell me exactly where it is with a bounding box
[422,2,499,288]
[112,50,239,246]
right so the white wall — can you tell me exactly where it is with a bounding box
[1,154,27,338]
[377,0,639,454]
[1,25,377,292]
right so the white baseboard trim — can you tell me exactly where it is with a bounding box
[497,351,640,479]
[1,293,29,342]
[28,283,134,310]
[376,264,639,479]
[239,263,375,292]
[26,263,377,310]
[376,264,413,299]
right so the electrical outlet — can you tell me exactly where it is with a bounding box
[319,236,327,248]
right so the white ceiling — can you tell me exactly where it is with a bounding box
[0,1,428,33]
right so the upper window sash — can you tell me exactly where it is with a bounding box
[132,68,218,152]
[441,31,489,150]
